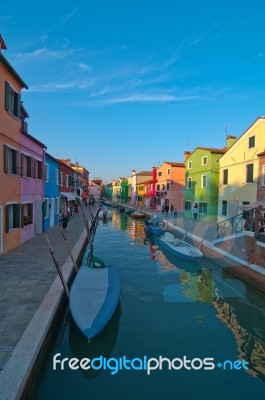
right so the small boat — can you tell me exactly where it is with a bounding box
[144,214,165,235]
[98,207,112,219]
[159,232,203,260]
[119,206,125,212]
[130,210,145,218]
[70,265,121,340]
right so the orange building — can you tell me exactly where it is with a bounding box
[156,161,185,212]
[0,35,28,253]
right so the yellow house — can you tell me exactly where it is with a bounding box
[136,182,145,207]
[218,117,265,222]
[112,178,121,202]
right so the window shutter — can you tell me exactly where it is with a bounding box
[21,153,25,176]
[14,204,20,228]
[21,204,25,228]
[15,150,19,175]
[6,205,10,232]
[4,145,9,173]
[5,81,11,111]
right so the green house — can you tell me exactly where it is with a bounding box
[120,178,129,203]
[184,147,226,222]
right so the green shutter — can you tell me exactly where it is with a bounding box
[5,81,11,111]
[6,205,10,232]
[4,145,9,173]
[14,204,20,228]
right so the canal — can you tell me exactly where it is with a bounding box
[29,209,265,400]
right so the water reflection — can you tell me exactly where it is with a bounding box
[68,303,122,380]
[213,295,265,381]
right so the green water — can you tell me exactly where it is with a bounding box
[29,211,265,400]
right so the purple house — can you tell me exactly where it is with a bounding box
[20,110,46,243]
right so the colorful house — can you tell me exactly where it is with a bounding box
[257,151,265,201]
[156,162,185,212]
[144,166,157,209]
[0,35,28,253]
[58,159,78,211]
[44,153,60,231]
[103,182,113,200]
[184,146,228,222]
[120,178,129,203]
[20,120,46,243]
[130,170,152,205]
[112,178,122,202]
[218,118,265,222]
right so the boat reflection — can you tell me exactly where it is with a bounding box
[68,303,122,380]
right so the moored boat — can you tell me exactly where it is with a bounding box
[144,214,165,235]
[130,210,145,218]
[70,265,121,340]
[159,232,203,260]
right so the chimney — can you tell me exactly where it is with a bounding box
[226,135,237,149]
[184,151,191,160]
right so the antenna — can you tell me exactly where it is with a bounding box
[186,140,190,151]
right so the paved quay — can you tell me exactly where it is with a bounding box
[0,206,94,400]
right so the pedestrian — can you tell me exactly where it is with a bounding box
[192,203,198,220]
[62,210,69,236]
[162,203,165,215]
[170,204,174,216]
[165,204,169,216]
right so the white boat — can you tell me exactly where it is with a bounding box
[70,265,121,340]
[130,210,145,218]
[159,232,203,260]
[98,207,112,219]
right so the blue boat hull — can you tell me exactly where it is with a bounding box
[70,265,121,340]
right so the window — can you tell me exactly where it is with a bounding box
[167,168,170,175]
[59,172,63,186]
[248,136,255,149]
[66,175,69,187]
[222,200,228,216]
[21,154,33,177]
[4,145,20,175]
[44,163,49,182]
[5,81,21,119]
[6,204,20,232]
[223,169,228,185]
[56,197,60,214]
[43,198,49,218]
[158,171,162,176]
[199,202,207,214]
[56,169,59,185]
[21,203,33,227]
[166,182,170,190]
[201,174,207,188]
[202,156,208,165]
[35,159,42,180]
[246,164,254,183]
[188,161,192,169]
[185,201,191,211]
[187,177,192,189]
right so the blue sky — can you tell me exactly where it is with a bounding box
[1,0,265,182]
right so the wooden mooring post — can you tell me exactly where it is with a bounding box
[46,235,70,299]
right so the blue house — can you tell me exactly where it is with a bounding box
[44,153,60,231]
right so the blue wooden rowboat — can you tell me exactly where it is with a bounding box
[159,232,203,261]
[70,265,121,340]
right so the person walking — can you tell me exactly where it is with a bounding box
[192,203,198,220]
[162,203,165,215]
[62,210,69,236]
[165,204,169,217]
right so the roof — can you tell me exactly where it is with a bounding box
[163,161,185,167]
[185,147,226,160]
[219,116,265,160]
[22,131,47,149]
[0,34,7,50]
[136,171,152,176]
[0,52,28,89]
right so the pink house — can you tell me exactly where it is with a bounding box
[20,114,46,244]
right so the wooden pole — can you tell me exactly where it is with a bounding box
[60,227,78,272]
[46,235,70,299]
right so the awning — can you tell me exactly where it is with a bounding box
[239,201,265,211]
[60,192,77,201]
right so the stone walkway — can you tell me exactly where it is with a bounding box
[0,206,93,371]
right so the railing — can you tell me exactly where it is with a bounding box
[216,210,255,239]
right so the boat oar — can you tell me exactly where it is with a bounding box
[46,235,70,299]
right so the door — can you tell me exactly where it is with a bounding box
[50,198,55,228]
[34,200,43,234]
